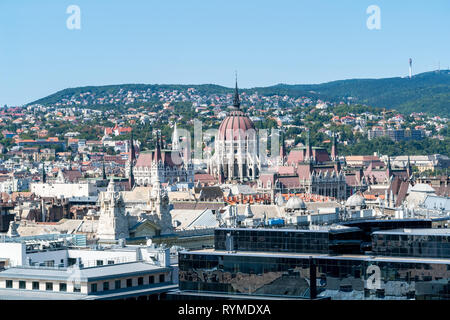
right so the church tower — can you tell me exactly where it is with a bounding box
[147,173,173,234]
[97,177,130,242]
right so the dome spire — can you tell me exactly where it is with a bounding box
[233,71,240,109]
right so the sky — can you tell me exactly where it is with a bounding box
[0,0,449,106]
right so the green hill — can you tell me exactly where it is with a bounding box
[261,70,450,116]
[29,70,450,116]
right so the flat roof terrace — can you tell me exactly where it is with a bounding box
[181,249,450,265]
[373,228,450,236]
[0,261,170,282]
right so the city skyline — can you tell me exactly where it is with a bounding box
[0,0,449,106]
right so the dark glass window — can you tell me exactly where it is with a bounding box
[5,280,12,288]
[91,283,97,292]
[19,281,26,289]
[149,276,154,284]
[126,279,132,287]
[115,280,121,289]
[138,277,143,286]
[32,281,39,290]
[59,283,67,292]
[159,274,165,283]
[46,282,53,291]
[103,282,109,291]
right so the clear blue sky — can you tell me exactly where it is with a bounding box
[0,0,449,106]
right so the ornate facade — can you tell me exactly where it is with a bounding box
[97,177,129,241]
[208,79,261,182]
[258,133,347,201]
[126,132,194,187]
[97,175,174,243]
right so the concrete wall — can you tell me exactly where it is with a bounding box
[67,249,137,267]
[27,250,69,267]
[31,183,96,198]
[86,271,169,294]
[0,243,26,266]
[0,278,88,294]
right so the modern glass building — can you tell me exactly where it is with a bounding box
[214,227,363,255]
[175,224,450,300]
[372,229,450,259]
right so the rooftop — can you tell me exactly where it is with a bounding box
[373,228,450,236]
[182,248,450,265]
[216,226,360,234]
[0,261,169,282]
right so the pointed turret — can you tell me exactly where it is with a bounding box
[305,130,313,163]
[154,131,162,162]
[386,155,392,178]
[102,156,107,180]
[41,162,46,183]
[331,132,337,161]
[232,72,240,109]
[406,155,412,178]
[129,159,135,190]
[129,130,136,163]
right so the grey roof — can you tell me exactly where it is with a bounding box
[186,209,219,229]
[0,289,86,300]
[373,228,450,236]
[194,186,223,200]
[410,183,436,193]
[230,185,257,195]
[0,262,169,282]
[68,196,98,203]
[422,195,450,211]
[182,249,450,265]
[216,226,359,234]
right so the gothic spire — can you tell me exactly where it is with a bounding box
[387,155,392,178]
[102,156,107,180]
[129,160,135,190]
[233,72,240,109]
[41,161,46,183]
[305,129,313,163]
[406,155,412,178]
[331,132,338,161]
[130,130,136,163]
[155,131,162,162]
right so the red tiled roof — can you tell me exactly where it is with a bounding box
[135,150,183,168]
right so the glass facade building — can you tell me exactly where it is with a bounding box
[177,225,450,300]
[179,251,450,300]
[214,228,363,255]
[372,229,450,259]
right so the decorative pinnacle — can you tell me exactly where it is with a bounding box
[233,71,240,109]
